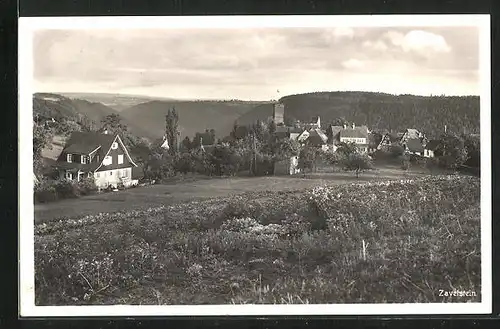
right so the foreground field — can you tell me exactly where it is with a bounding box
[34,166,440,223]
[35,175,480,305]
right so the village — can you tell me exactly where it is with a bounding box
[40,100,458,191]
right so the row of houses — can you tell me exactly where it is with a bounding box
[273,118,441,158]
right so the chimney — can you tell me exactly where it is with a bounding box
[103,129,108,135]
[343,124,347,129]
[444,125,447,133]
[352,123,355,129]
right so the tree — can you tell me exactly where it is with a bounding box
[341,152,373,178]
[462,133,480,167]
[400,154,411,171]
[165,107,180,155]
[33,122,54,178]
[180,136,192,152]
[336,142,358,156]
[389,144,405,158]
[273,138,301,162]
[436,133,467,169]
[298,145,317,177]
[331,117,350,127]
[100,113,128,134]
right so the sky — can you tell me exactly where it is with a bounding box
[33,26,480,100]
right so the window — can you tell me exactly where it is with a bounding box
[103,156,112,165]
[121,169,127,178]
[81,156,87,164]
[66,171,72,180]
[109,171,113,176]
[67,154,72,163]
[118,154,124,164]
[96,172,100,178]
[111,142,118,150]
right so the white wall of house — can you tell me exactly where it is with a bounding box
[340,137,367,144]
[424,149,435,158]
[94,167,136,188]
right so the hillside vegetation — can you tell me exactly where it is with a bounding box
[33,93,155,139]
[276,92,479,138]
[35,175,480,305]
[34,91,480,142]
[120,100,263,140]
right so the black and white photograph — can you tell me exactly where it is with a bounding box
[18,15,491,316]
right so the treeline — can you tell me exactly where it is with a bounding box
[280,92,479,138]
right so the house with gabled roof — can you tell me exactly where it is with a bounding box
[338,123,369,153]
[404,138,424,156]
[54,131,139,189]
[305,128,329,150]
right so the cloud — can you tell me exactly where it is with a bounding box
[341,58,364,69]
[334,27,355,39]
[383,30,451,54]
[32,26,479,99]
[362,40,388,51]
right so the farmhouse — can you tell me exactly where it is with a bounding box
[305,128,329,151]
[54,131,139,189]
[338,124,369,153]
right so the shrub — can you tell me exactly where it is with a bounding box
[54,179,80,199]
[34,180,58,203]
[78,177,98,195]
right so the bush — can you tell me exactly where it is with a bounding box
[54,179,80,199]
[78,177,98,195]
[34,177,99,203]
[34,180,58,203]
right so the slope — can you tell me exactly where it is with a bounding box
[236,91,480,138]
[33,93,155,140]
[120,100,262,140]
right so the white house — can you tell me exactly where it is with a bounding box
[54,131,139,189]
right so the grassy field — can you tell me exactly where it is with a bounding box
[34,174,480,305]
[34,165,444,223]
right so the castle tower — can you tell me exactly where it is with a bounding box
[273,102,285,125]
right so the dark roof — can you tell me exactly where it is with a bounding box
[306,129,328,146]
[406,138,424,152]
[425,139,441,151]
[52,161,100,172]
[340,128,368,139]
[61,131,116,155]
[289,127,304,134]
[368,132,383,147]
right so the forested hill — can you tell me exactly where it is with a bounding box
[33,93,155,139]
[276,92,480,138]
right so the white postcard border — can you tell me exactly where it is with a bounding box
[18,14,492,317]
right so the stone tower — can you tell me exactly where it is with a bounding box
[273,102,285,125]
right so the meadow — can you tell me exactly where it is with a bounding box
[34,174,480,305]
[34,165,441,223]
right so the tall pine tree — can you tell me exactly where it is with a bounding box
[165,107,179,155]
